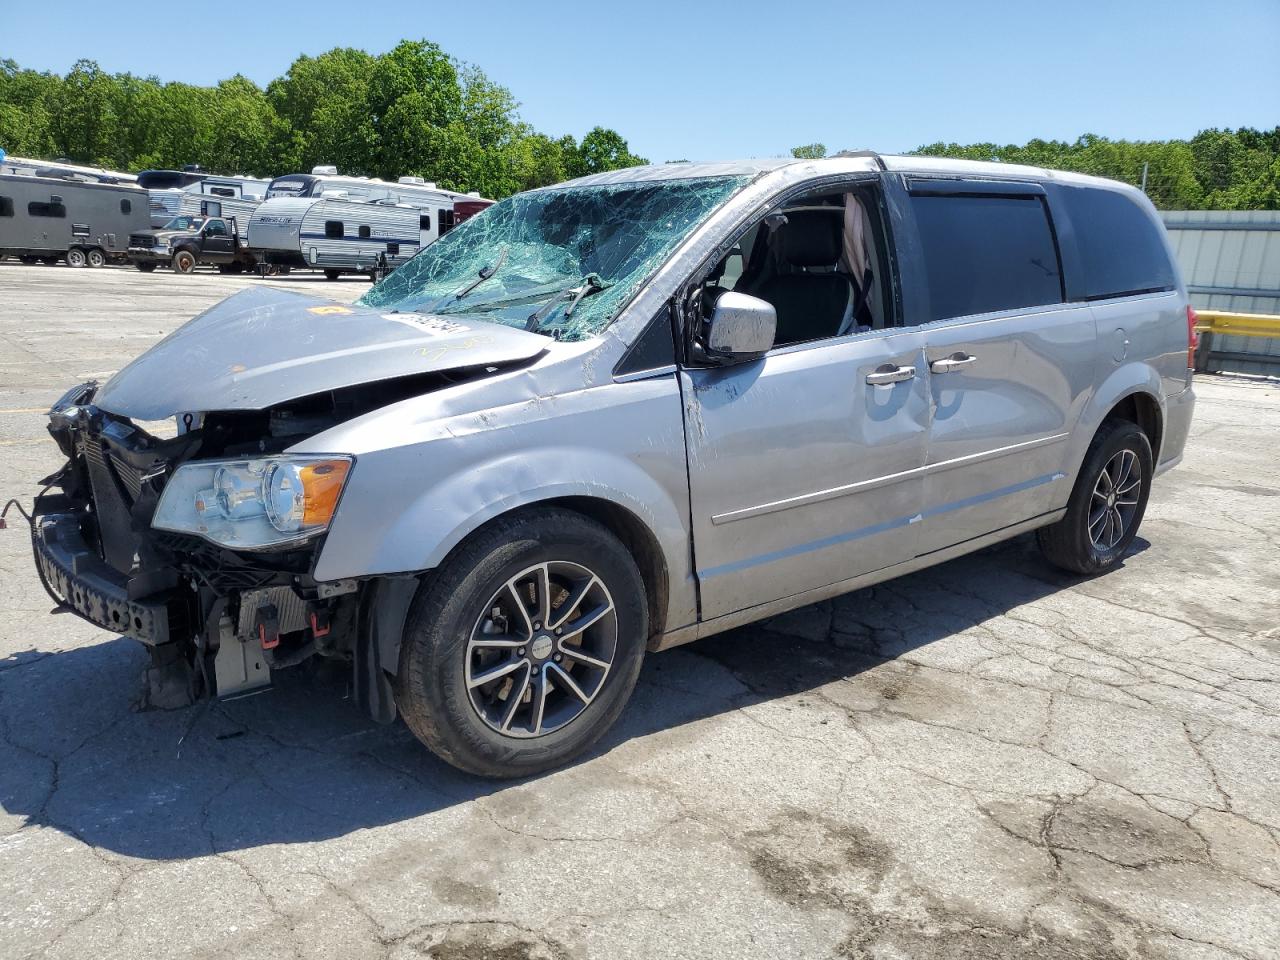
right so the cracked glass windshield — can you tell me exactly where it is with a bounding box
[359,175,750,341]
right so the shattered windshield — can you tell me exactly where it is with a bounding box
[360,175,750,341]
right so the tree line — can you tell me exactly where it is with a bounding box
[792,130,1280,210]
[0,42,648,199]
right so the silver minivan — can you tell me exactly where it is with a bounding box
[28,154,1196,777]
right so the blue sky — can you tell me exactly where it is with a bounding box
[5,0,1278,162]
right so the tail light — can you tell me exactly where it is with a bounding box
[1186,305,1200,370]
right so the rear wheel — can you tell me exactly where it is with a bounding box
[172,250,196,273]
[397,508,648,778]
[19,255,39,264]
[40,255,60,265]
[1037,419,1153,575]
[66,248,87,268]
[135,262,157,273]
[86,248,106,268]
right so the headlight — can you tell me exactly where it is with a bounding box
[152,455,352,549]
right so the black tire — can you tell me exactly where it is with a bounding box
[86,248,106,268]
[19,255,39,264]
[397,507,648,778]
[66,247,87,268]
[1037,419,1153,575]
[172,250,196,273]
[135,262,157,273]
[40,255,60,265]
[324,269,341,281]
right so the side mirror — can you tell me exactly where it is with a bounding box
[697,290,776,364]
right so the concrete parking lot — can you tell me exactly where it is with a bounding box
[1,261,1278,960]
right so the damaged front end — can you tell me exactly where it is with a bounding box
[30,380,392,713]
[30,378,424,727]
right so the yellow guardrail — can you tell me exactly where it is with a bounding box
[1194,310,1280,339]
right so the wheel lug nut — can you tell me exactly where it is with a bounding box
[517,648,526,657]
[553,654,562,663]
[533,622,541,630]
[555,628,562,635]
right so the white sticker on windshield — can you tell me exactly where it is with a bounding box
[382,313,470,336]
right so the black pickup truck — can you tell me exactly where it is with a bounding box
[127,215,256,273]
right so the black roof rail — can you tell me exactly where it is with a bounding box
[831,149,887,171]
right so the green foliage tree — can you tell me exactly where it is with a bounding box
[790,143,827,159]
[910,130,1279,210]
[0,45,649,198]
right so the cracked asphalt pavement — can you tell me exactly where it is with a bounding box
[2,262,1279,960]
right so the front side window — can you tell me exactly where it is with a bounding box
[204,219,228,236]
[911,194,1062,322]
[361,175,750,341]
[1062,188,1175,300]
[325,220,344,239]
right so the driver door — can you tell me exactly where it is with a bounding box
[202,219,234,262]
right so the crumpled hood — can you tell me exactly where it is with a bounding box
[94,286,548,420]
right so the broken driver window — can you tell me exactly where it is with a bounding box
[360,176,751,341]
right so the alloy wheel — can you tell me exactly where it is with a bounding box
[1089,449,1141,549]
[465,561,617,738]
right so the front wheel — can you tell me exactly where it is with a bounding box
[172,250,196,273]
[396,508,648,778]
[1037,419,1153,575]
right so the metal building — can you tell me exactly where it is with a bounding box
[1162,210,1280,375]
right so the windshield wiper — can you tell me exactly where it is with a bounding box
[524,274,612,332]
[425,246,509,312]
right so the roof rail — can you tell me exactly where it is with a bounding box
[831,149,887,171]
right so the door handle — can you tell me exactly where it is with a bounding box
[930,352,978,373]
[865,364,916,385]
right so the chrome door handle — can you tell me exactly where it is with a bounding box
[866,364,916,385]
[930,352,978,373]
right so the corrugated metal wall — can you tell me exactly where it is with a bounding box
[1161,210,1280,375]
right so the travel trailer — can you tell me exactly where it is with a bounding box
[143,173,270,228]
[248,177,492,278]
[0,173,150,266]
[0,154,136,184]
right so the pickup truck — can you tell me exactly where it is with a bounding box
[127,215,257,274]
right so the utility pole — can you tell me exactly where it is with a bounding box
[1140,162,1149,194]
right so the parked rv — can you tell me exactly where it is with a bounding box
[127,214,256,273]
[248,179,491,279]
[0,173,150,266]
[142,171,268,228]
[0,154,136,184]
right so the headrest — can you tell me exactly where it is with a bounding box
[778,210,842,268]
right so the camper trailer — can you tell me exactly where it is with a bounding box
[142,172,269,228]
[248,182,492,279]
[0,173,150,266]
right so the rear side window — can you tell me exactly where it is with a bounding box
[1061,188,1175,299]
[0,196,13,217]
[29,200,67,218]
[911,194,1063,322]
[418,214,431,231]
[325,220,344,239]
[120,199,132,214]
[358,225,371,239]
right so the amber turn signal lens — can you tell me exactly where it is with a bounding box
[299,459,351,525]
